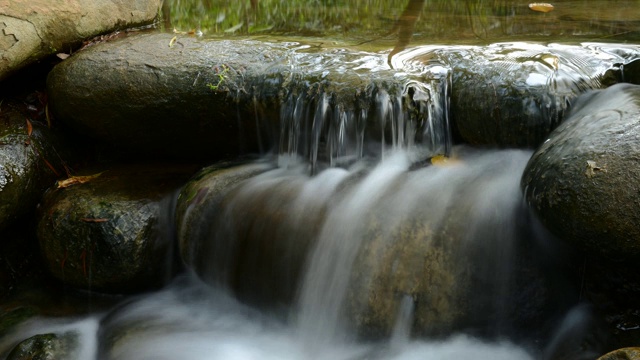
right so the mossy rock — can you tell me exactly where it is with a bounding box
[6,332,79,360]
[598,347,640,360]
[36,164,196,293]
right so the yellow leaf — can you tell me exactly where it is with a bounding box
[529,3,554,13]
[26,119,33,137]
[57,171,106,189]
[430,154,461,167]
[169,36,177,48]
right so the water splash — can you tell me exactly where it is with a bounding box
[94,275,534,360]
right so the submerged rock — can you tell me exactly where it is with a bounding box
[0,101,69,231]
[176,161,274,257]
[6,332,78,360]
[179,150,572,340]
[598,347,640,360]
[176,161,309,304]
[522,83,640,263]
[399,42,640,147]
[36,165,195,293]
[339,149,562,339]
[0,0,162,81]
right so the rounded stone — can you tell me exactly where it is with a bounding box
[0,0,162,81]
[522,83,640,263]
[36,165,195,293]
[598,347,640,360]
[0,102,69,231]
[404,43,640,147]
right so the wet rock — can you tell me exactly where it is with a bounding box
[176,161,315,304]
[6,332,78,360]
[0,0,162,81]
[521,83,640,337]
[46,32,449,162]
[402,43,640,147]
[341,149,564,339]
[598,347,640,360]
[0,307,36,340]
[36,165,195,293]
[0,101,69,231]
[522,83,640,263]
[176,161,274,259]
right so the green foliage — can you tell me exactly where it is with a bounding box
[206,64,229,92]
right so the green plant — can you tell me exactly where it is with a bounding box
[207,64,229,91]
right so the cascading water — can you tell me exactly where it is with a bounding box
[274,43,452,172]
[1,44,599,360]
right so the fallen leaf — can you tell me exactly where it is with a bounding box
[169,36,177,48]
[42,157,60,176]
[45,104,52,128]
[529,3,554,12]
[80,218,109,223]
[57,171,106,189]
[585,160,606,178]
[26,119,33,136]
[430,154,462,167]
[56,53,70,60]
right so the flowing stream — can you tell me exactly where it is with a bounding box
[6,0,634,357]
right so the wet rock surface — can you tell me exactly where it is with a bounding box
[341,150,567,339]
[0,101,69,231]
[599,347,640,360]
[46,32,451,162]
[0,0,162,81]
[6,332,78,360]
[522,83,640,263]
[522,83,640,346]
[36,165,196,294]
[401,43,640,148]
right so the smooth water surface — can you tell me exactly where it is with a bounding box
[163,0,640,46]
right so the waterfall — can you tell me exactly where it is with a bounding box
[275,49,452,172]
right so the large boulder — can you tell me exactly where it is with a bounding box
[0,0,162,81]
[36,165,195,293]
[522,83,640,263]
[521,83,640,339]
[399,43,640,147]
[45,32,450,162]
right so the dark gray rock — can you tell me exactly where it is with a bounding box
[36,164,195,293]
[402,43,640,147]
[176,161,291,301]
[45,32,454,163]
[522,83,640,262]
[0,101,69,231]
[6,332,78,360]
